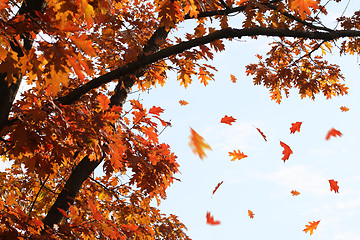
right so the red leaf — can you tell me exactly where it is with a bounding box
[149,106,164,116]
[325,128,342,140]
[280,141,293,162]
[57,208,68,217]
[89,199,102,220]
[212,181,224,196]
[220,115,236,125]
[256,127,267,141]
[290,122,302,134]
[206,212,221,225]
[329,179,339,193]
[230,74,237,83]
[248,210,254,219]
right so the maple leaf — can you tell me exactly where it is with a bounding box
[256,127,267,141]
[340,106,349,112]
[206,212,220,225]
[189,128,212,160]
[179,100,188,106]
[212,181,224,196]
[303,220,320,235]
[290,122,302,134]
[230,74,237,83]
[248,210,254,219]
[149,106,164,116]
[329,179,339,193]
[220,115,236,125]
[280,141,293,162]
[291,190,300,196]
[290,0,320,20]
[325,128,342,140]
[229,150,248,161]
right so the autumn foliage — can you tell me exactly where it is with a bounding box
[0,0,356,238]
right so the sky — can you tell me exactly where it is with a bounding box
[1,1,359,239]
[135,2,360,239]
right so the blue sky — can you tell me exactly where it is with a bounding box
[137,2,360,238]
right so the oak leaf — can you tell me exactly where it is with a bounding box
[206,212,220,225]
[220,115,236,125]
[212,181,224,196]
[248,210,254,219]
[303,220,320,235]
[290,122,302,134]
[229,150,247,161]
[325,128,342,140]
[149,106,164,116]
[230,74,237,83]
[256,127,267,141]
[179,100,188,106]
[280,141,293,162]
[290,0,320,20]
[340,106,349,112]
[97,94,110,111]
[329,179,339,193]
[291,190,300,196]
[189,128,212,160]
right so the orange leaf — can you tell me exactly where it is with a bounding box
[329,179,339,193]
[230,74,237,83]
[229,150,247,161]
[340,106,349,112]
[303,220,320,235]
[179,100,188,106]
[290,0,320,20]
[97,94,110,111]
[149,106,164,116]
[89,199,102,220]
[206,212,220,225]
[280,141,293,162]
[291,190,300,196]
[189,128,212,160]
[325,128,342,140]
[256,127,267,141]
[212,181,224,196]
[57,208,68,217]
[248,210,254,219]
[220,115,236,125]
[69,34,96,57]
[290,122,302,134]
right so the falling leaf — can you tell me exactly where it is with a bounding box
[290,122,302,134]
[230,74,237,83]
[179,100,188,106]
[229,150,248,161]
[340,106,349,112]
[189,128,212,160]
[206,212,221,225]
[329,179,339,193]
[212,181,224,196]
[280,141,293,162]
[325,128,342,140]
[149,106,164,116]
[290,0,319,20]
[256,127,267,141]
[248,210,254,219]
[303,220,320,235]
[291,190,300,196]
[220,115,236,125]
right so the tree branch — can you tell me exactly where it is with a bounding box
[57,27,360,105]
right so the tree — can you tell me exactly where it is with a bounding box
[0,0,358,238]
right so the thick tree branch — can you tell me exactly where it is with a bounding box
[57,27,360,105]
